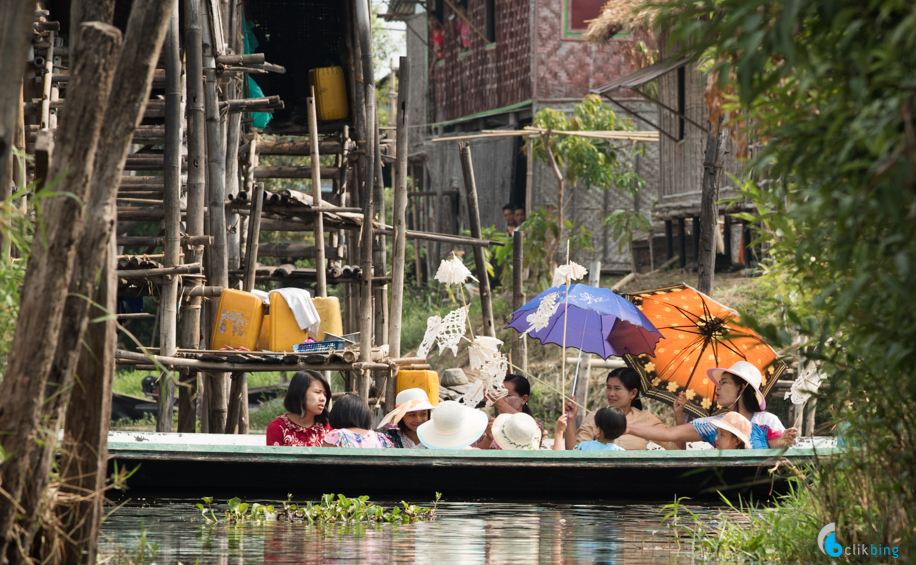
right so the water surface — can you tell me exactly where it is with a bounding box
[101,497,715,563]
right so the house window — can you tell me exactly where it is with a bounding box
[484,0,496,43]
[677,66,686,141]
[565,0,606,35]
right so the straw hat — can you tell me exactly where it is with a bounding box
[377,388,435,428]
[708,361,768,410]
[416,401,487,449]
[710,412,752,449]
[492,413,541,450]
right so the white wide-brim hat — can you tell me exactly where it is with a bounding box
[708,360,767,410]
[417,401,487,449]
[377,388,436,428]
[492,412,541,450]
[710,411,752,449]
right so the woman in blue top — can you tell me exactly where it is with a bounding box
[626,361,798,449]
[554,407,627,451]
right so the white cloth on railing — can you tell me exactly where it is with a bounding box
[251,289,270,304]
[269,288,320,335]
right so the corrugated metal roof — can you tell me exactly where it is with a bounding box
[590,56,691,95]
[381,0,420,21]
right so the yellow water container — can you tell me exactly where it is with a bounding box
[396,370,440,406]
[309,66,348,121]
[311,296,343,341]
[210,289,264,351]
[268,293,309,352]
[257,314,271,351]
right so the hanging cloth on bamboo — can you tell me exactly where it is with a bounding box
[269,288,320,336]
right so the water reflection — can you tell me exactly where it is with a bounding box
[101,498,710,563]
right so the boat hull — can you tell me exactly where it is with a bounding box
[108,442,832,501]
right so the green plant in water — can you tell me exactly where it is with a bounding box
[199,493,442,526]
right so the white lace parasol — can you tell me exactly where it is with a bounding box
[434,255,477,286]
[415,306,468,358]
[460,336,509,407]
[552,261,588,288]
[785,361,825,405]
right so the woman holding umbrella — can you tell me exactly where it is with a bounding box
[624,361,798,449]
[563,367,686,450]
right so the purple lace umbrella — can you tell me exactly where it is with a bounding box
[506,284,662,359]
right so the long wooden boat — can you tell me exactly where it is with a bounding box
[107,433,836,501]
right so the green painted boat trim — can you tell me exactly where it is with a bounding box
[108,442,837,467]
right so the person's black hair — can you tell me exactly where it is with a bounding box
[513,204,525,211]
[503,203,514,212]
[503,374,533,415]
[738,378,762,413]
[284,370,331,425]
[397,410,431,432]
[329,393,372,429]
[606,367,643,410]
[594,406,627,442]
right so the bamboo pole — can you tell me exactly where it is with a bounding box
[512,230,526,373]
[458,142,496,337]
[308,90,327,297]
[0,0,34,221]
[158,3,182,432]
[243,182,264,292]
[178,0,206,433]
[353,0,376,400]
[204,66,229,432]
[225,108,242,270]
[387,57,409,412]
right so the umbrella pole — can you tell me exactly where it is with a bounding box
[561,242,571,406]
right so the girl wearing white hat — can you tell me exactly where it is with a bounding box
[377,388,436,449]
[417,401,489,449]
[625,361,798,449]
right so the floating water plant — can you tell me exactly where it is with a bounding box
[197,493,441,525]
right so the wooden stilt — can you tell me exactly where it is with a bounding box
[179,0,207,433]
[677,218,687,269]
[158,3,182,431]
[458,142,496,337]
[353,0,376,400]
[387,57,410,412]
[308,90,327,297]
[512,230,526,373]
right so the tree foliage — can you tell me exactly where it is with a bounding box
[655,0,916,553]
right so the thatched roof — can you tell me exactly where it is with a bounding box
[584,0,661,45]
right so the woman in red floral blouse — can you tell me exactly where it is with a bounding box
[266,370,332,446]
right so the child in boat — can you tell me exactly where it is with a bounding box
[377,388,435,449]
[323,394,394,448]
[417,401,488,449]
[554,407,627,451]
[266,370,332,447]
[492,412,542,450]
[626,362,798,449]
[709,412,751,449]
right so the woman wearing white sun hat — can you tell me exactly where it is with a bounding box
[491,412,542,450]
[377,388,436,449]
[417,401,489,449]
[624,361,798,449]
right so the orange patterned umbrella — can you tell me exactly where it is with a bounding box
[622,284,786,418]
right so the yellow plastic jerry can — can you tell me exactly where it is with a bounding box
[268,293,309,353]
[210,289,264,351]
[257,314,271,351]
[396,370,440,406]
[311,296,343,341]
[309,66,349,121]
